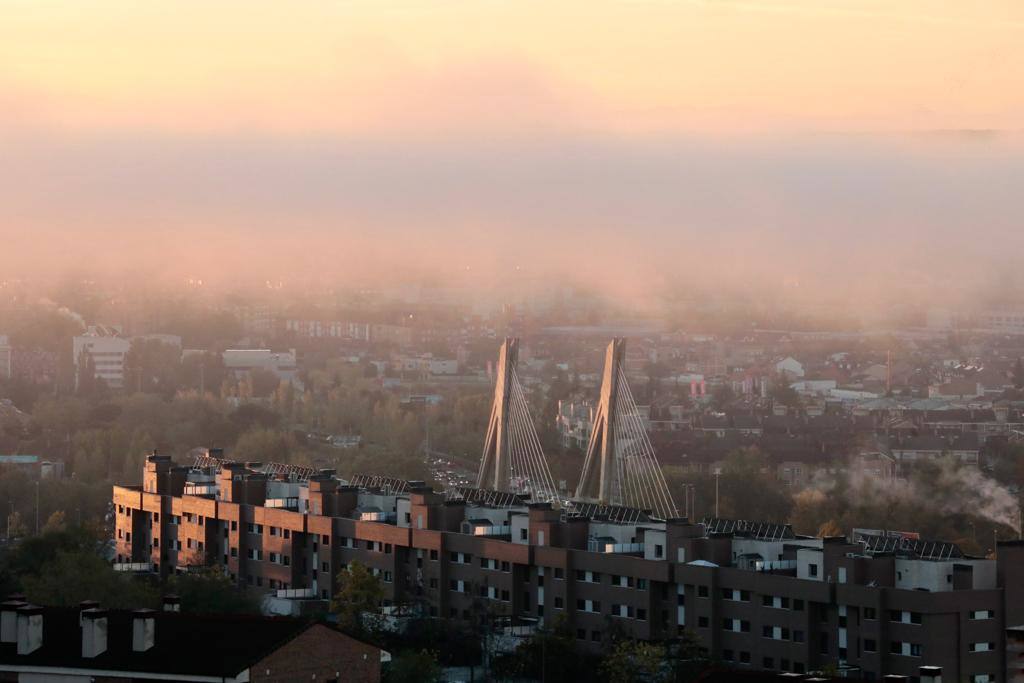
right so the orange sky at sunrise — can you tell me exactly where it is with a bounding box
[2,0,1022,137]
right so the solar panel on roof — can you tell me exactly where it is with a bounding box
[700,517,795,541]
[349,474,410,494]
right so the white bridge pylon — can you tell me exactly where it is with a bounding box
[476,338,560,503]
[575,338,678,519]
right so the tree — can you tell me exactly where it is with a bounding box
[248,368,281,398]
[233,428,292,464]
[496,613,591,682]
[599,639,669,683]
[769,371,801,407]
[331,561,384,636]
[168,568,260,614]
[21,550,157,609]
[386,649,442,683]
[6,510,28,539]
[41,511,67,534]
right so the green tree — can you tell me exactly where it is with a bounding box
[331,561,384,636]
[600,639,669,683]
[233,427,293,463]
[385,649,442,683]
[21,550,158,608]
[167,568,260,614]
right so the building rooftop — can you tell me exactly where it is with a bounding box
[0,607,345,679]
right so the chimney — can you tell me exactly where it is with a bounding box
[919,666,942,683]
[16,605,43,655]
[1,600,26,643]
[79,600,100,626]
[162,594,181,612]
[132,609,156,652]
[81,608,108,658]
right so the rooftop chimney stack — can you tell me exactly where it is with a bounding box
[132,609,156,652]
[81,608,108,658]
[79,599,99,626]
[1,599,26,643]
[162,594,181,612]
[919,666,942,683]
[16,605,43,655]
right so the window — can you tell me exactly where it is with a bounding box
[970,610,994,620]
[520,528,528,541]
[793,630,804,643]
[792,599,804,611]
[554,597,564,609]
[636,608,646,621]
[808,563,818,577]
[654,544,664,558]
[864,639,877,652]
[698,616,708,628]
[636,578,648,590]
[554,567,564,579]
[698,585,709,598]
[763,657,774,669]
[739,651,750,664]
[864,607,876,620]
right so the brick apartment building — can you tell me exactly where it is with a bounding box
[114,453,1024,682]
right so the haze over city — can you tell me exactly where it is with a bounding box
[3,1,1024,310]
[2,3,1024,683]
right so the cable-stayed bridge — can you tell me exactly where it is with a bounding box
[575,338,678,519]
[473,336,677,519]
[476,338,560,503]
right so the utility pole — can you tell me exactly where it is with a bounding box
[713,468,722,518]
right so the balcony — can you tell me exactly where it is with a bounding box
[183,482,218,497]
[265,497,300,510]
[588,537,644,555]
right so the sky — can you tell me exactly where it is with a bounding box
[2,0,1023,304]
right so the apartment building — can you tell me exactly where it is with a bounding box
[113,454,1024,682]
[222,349,298,382]
[73,327,132,388]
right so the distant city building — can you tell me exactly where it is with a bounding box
[0,455,64,479]
[0,335,11,379]
[73,326,132,388]
[222,349,297,381]
[980,309,1024,334]
[72,329,181,390]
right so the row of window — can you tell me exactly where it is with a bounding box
[721,650,806,674]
